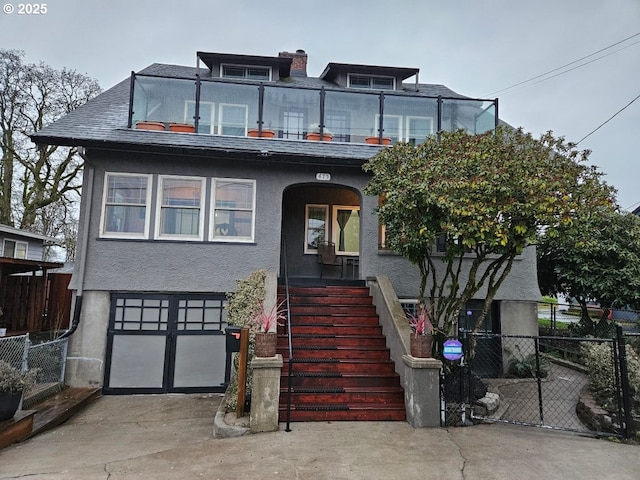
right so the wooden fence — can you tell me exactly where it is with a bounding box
[0,272,71,333]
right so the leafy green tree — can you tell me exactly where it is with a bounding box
[0,49,100,258]
[363,127,615,337]
[538,208,640,336]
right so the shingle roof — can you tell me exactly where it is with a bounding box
[30,62,476,164]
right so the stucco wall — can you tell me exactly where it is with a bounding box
[72,148,540,303]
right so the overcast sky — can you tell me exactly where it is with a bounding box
[1,0,638,210]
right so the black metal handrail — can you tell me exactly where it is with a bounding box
[282,235,294,432]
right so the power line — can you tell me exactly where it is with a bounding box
[576,93,640,145]
[485,32,640,97]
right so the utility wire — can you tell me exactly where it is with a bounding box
[576,93,640,145]
[485,32,640,97]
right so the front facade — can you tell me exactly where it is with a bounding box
[32,49,541,393]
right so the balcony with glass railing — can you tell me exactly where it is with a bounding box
[128,73,498,145]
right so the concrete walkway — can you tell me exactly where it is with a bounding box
[1,394,638,479]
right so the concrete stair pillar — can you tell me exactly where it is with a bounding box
[402,355,442,427]
[250,354,284,433]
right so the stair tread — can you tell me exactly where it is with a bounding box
[278,284,405,422]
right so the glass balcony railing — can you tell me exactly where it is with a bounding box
[128,73,497,144]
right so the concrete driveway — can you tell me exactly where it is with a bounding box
[1,394,638,479]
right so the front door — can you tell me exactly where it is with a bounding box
[104,293,227,393]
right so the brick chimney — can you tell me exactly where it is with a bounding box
[279,49,308,77]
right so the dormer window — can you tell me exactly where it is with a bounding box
[348,74,395,90]
[221,64,271,81]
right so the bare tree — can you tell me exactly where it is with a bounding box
[0,49,101,255]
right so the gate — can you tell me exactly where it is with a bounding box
[104,293,228,394]
[441,329,636,438]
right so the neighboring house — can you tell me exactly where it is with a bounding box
[0,224,65,332]
[30,49,541,394]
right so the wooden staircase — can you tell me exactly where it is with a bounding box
[277,284,406,422]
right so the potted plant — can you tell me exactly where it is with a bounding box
[135,120,166,131]
[365,135,391,145]
[251,301,285,357]
[168,123,196,133]
[248,128,276,138]
[408,304,434,358]
[0,360,39,421]
[306,124,333,142]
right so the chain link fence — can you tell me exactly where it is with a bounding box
[441,330,638,438]
[0,334,68,408]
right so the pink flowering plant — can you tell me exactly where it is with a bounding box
[252,300,286,333]
[408,304,434,335]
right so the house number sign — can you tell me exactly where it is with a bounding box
[315,173,331,181]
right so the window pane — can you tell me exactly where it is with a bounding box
[213,210,253,237]
[161,208,200,235]
[219,104,247,136]
[107,175,147,205]
[3,240,15,258]
[215,181,253,209]
[105,205,146,233]
[162,178,201,207]
[306,205,327,251]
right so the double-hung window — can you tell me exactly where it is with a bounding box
[156,176,205,240]
[101,173,151,238]
[2,239,27,259]
[211,178,256,242]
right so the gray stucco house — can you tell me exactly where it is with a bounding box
[31,49,541,394]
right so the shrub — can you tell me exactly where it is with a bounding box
[224,269,267,412]
[508,353,549,378]
[581,342,640,415]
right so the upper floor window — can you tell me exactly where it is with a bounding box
[211,178,256,242]
[2,239,27,259]
[348,74,395,91]
[156,176,205,240]
[101,173,151,238]
[221,65,271,81]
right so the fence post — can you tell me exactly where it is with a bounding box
[616,326,633,439]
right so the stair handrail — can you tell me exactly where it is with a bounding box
[282,235,294,432]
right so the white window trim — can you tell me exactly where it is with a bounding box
[100,172,152,239]
[217,103,248,136]
[304,204,329,254]
[185,100,215,134]
[2,239,28,259]
[220,64,272,81]
[375,114,402,142]
[154,175,206,241]
[210,178,256,243]
[405,116,434,143]
[331,205,360,256]
[347,74,396,90]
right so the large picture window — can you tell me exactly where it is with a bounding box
[211,178,256,242]
[156,176,205,240]
[304,204,328,253]
[101,173,151,238]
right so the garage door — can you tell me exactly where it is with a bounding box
[104,293,228,393]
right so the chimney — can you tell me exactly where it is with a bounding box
[279,49,308,77]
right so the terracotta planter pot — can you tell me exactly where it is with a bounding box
[169,123,195,133]
[306,132,333,141]
[0,390,23,421]
[410,333,433,358]
[248,129,276,138]
[135,121,166,131]
[365,136,391,145]
[254,332,277,357]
